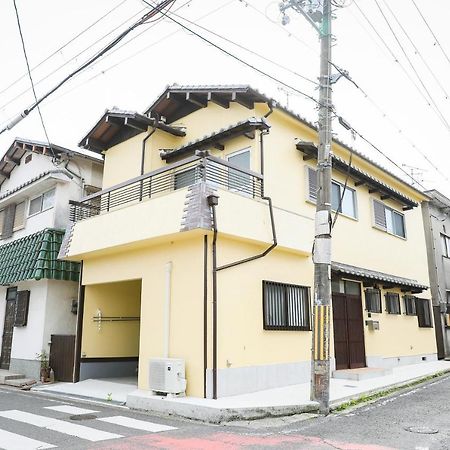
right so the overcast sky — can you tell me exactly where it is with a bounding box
[0,0,449,196]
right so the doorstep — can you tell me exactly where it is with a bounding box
[332,367,392,381]
[0,369,36,387]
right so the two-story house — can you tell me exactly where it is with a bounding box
[0,138,103,381]
[422,189,450,359]
[61,86,436,402]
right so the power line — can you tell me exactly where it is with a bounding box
[371,0,450,132]
[0,0,175,135]
[352,0,450,132]
[410,0,450,68]
[0,6,150,111]
[139,0,322,106]
[379,0,449,100]
[12,0,55,160]
[0,0,128,99]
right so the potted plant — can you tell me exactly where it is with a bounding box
[36,350,50,382]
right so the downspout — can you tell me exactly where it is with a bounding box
[163,261,173,359]
[207,117,277,399]
[141,127,156,175]
[207,195,219,399]
[216,127,277,272]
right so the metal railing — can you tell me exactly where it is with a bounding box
[69,154,263,222]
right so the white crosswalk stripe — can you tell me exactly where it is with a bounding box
[0,405,179,448]
[43,405,98,415]
[98,415,177,432]
[0,429,55,450]
[0,410,123,442]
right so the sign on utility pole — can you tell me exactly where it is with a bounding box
[279,0,333,414]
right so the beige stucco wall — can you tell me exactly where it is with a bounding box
[82,280,141,358]
[82,236,204,397]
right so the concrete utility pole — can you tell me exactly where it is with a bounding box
[279,0,333,414]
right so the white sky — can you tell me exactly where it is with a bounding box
[0,0,449,196]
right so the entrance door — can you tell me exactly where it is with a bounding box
[49,335,76,382]
[332,293,366,370]
[0,299,16,370]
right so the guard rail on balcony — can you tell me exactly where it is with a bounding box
[69,154,264,222]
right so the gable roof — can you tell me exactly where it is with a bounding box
[78,108,186,152]
[0,138,102,187]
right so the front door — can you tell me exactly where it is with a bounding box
[332,293,366,370]
[49,335,76,381]
[0,296,16,370]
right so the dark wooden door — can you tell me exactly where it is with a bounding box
[332,293,366,370]
[49,335,75,382]
[0,300,16,370]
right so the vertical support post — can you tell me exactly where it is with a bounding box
[311,0,333,414]
[73,262,84,383]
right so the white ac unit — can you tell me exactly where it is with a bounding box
[149,358,186,395]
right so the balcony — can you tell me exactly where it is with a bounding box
[69,154,263,223]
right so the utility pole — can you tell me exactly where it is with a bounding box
[279,0,333,414]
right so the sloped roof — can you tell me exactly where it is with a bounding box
[332,261,427,292]
[0,229,80,285]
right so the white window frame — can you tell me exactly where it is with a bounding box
[372,198,406,239]
[306,166,358,219]
[28,188,56,217]
[226,147,252,195]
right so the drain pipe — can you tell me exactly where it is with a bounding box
[163,261,173,359]
[207,194,219,399]
[141,127,156,175]
[216,128,277,272]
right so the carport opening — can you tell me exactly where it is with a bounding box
[79,279,141,384]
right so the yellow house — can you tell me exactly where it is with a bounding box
[62,85,436,400]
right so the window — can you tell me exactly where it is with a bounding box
[263,280,310,330]
[403,295,417,315]
[332,181,357,218]
[385,292,401,314]
[416,298,432,328]
[441,234,450,258]
[365,288,382,313]
[29,189,55,216]
[24,154,32,164]
[373,199,406,238]
[227,148,251,194]
[174,167,199,190]
[14,290,30,327]
[307,167,357,218]
[13,201,26,230]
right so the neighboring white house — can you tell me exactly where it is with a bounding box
[0,138,103,381]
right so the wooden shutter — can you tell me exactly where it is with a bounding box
[14,290,30,327]
[13,201,26,230]
[307,167,318,202]
[2,203,16,239]
[0,209,4,237]
[373,200,387,230]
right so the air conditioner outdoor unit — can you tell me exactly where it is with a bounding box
[149,358,186,395]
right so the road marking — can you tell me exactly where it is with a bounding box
[0,410,122,442]
[98,416,177,432]
[0,428,56,450]
[43,405,98,415]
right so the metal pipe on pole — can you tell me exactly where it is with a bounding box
[279,0,333,414]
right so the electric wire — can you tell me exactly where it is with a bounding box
[0,0,128,99]
[353,0,450,132]
[372,0,450,131]
[0,5,150,111]
[0,0,175,135]
[139,0,322,107]
[241,1,449,184]
[12,0,56,160]
[410,0,450,68]
[380,0,449,100]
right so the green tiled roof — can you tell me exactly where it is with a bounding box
[0,229,80,285]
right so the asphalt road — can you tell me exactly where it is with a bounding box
[0,374,449,449]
